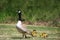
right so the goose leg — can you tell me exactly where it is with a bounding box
[22,32,27,38]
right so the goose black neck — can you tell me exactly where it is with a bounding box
[18,12,22,21]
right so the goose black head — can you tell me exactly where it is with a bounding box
[17,10,22,21]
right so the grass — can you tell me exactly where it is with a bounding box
[0,24,60,40]
[0,0,60,23]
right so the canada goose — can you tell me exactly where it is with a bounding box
[16,10,31,38]
[40,32,48,38]
[31,30,37,37]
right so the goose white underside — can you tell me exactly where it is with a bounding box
[16,21,28,32]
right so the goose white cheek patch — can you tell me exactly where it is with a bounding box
[18,11,21,13]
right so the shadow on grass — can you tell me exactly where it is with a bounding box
[11,36,31,39]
